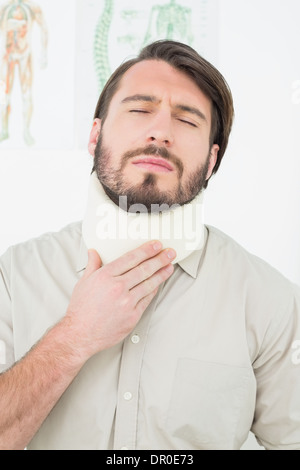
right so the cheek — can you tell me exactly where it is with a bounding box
[105,122,141,156]
[101,131,123,165]
[178,136,209,168]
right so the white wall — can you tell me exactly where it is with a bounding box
[205,0,300,287]
[0,0,299,450]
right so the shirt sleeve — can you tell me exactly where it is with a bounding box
[251,283,300,450]
[0,248,15,373]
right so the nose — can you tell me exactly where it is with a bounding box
[145,110,174,147]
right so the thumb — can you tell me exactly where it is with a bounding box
[83,249,103,278]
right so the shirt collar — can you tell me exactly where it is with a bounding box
[176,226,208,278]
[77,225,208,279]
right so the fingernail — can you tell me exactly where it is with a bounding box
[167,249,176,259]
[152,241,162,251]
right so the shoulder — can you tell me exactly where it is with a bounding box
[206,225,296,286]
[1,221,82,273]
[205,224,299,312]
[13,220,81,250]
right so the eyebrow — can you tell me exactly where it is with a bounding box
[121,94,207,123]
[121,94,158,104]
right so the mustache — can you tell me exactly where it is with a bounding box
[121,145,184,177]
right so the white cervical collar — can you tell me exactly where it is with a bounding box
[82,171,205,265]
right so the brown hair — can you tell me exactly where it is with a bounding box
[93,40,234,187]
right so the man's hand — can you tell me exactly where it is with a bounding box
[0,241,175,450]
[65,241,176,360]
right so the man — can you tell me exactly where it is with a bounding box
[0,40,299,450]
[0,0,48,145]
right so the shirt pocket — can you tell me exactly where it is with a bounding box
[166,358,255,449]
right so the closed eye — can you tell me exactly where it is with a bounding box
[129,109,150,114]
[178,119,197,128]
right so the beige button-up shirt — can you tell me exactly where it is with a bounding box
[0,222,300,450]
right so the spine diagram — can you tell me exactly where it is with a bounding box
[93,0,114,93]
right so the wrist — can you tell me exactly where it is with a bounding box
[39,317,90,375]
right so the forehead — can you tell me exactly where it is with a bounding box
[110,59,212,115]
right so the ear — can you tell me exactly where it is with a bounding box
[205,144,219,181]
[88,118,101,157]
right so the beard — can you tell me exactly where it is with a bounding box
[93,132,210,213]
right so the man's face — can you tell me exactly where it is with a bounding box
[89,60,219,210]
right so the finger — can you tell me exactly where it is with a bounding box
[105,240,163,277]
[125,248,176,290]
[83,249,103,279]
[132,263,174,305]
[134,289,159,318]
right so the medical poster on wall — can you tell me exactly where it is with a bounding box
[75,0,219,149]
[0,0,76,150]
[0,0,218,150]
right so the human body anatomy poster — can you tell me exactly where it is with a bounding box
[0,0,218,149]
[0,0,75,149]
[75,0,219,148]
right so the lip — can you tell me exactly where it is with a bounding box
[132,157,174,173]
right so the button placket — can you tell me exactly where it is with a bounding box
[113,288,163,451]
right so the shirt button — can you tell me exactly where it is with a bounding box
[124,392,132,401]
[131,334,140,344]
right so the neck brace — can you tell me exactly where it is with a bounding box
[82,171,205,265]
